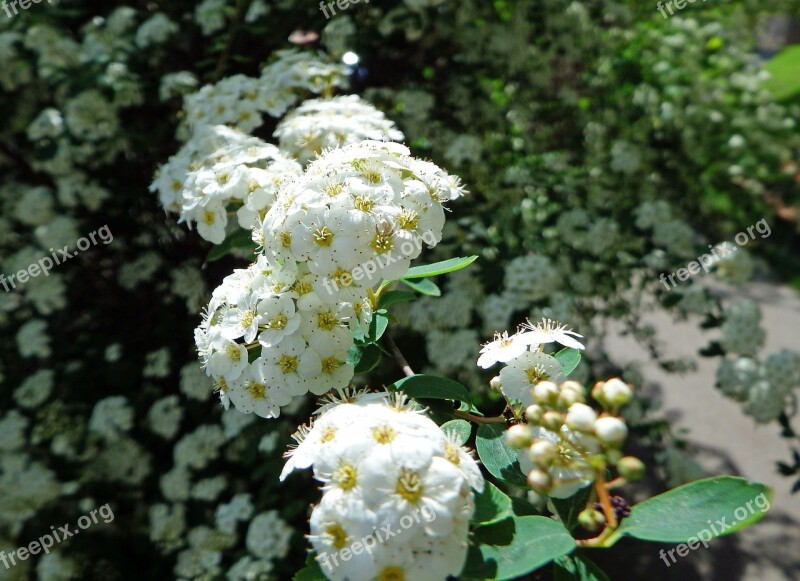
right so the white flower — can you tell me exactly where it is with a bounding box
[521,318,585,350]
[477,330,529,368]
[498,351,564,405]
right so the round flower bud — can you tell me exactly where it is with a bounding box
[602,378,632,408]
[489,375,503,392]
[617,456,646,481]
[594,417,628,446]
[558,388,584,408]
[528,440,557,468]
[591,381,608,406]
[505,424,532,449]
[560,380,586,398]
[542,411,564,432]
[578,508,606,532]
[525,404,544,424]
[605,449,623,465]
[533,381,559,406]
[527,469,552,494]
[565,403,598,432]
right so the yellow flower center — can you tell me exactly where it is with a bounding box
[246,382,266,399]
[332,464,357,490]
[278,354,298,374]
[373,425,396,444]
[314,226,334,247]
[321,356,340,375]
[395,468,423,503]
[225,344,241,362]
[371,232,394,255]
[321,426,336,443]
[325,524,348,550]
[445,443,461,465]
[378,566,405,581]
[525,366,550,385]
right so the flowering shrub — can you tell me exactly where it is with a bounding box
[0,0,797,579]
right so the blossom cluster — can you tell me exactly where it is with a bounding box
[478,318,585,406]
[505,376,638,499]
[281,392,484,581]
[151,125,302,243]
[274,95,405,164]
[195,140,466,417]
[181,49,348,135]
[260,140,466,297]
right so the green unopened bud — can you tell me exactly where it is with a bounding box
[558,388,583,408]
[542,411,564,432]
[505,424,532,449]
[565,403,598,432]
[578,509,606,532]
[560,380,586,398]
[591,380,607,406]
[528,440,557,468]
[594,416,628,446]
[527,469,552,494]
[617,456,646,481]
[525,404,544,424]
[533,381,559,405]
[605,449,623,465]
[602,378,633,408]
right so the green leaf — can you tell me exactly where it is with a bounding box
[472,481,514,525]
[378,290,417,309]
[347,344,382,375]
[440,419,471,446]
[475,423,528,487]
[554,347,581,377]
[367,309,389,342]
[610,476,772,545]
[401,278,441,296]
[764,46,800,102]
[390,375,472,406]
[207,229,257,262]
[554,554,610,581]
[402,255,478,279]
[294,554,326,581]
[550,485,593,533]
[462,516,576,580]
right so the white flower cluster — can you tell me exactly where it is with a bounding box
[151,125,302,243]
[274,95,405,164]
[194,254,358,419]
[261,140,466,296]
[182,49,348,135]
[505,377,635,499]
[281,392,483,581]
[195,140,466,418]
[478,318,584,405]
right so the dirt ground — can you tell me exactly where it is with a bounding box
[604,281,800,580]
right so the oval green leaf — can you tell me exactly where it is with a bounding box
[390,374,472,406]
[476,423,528,487]
[402,255,478,279]
[472,481,514,526]
[440,419,472,446]
[463,516,576,580]
[612,476,772,544]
